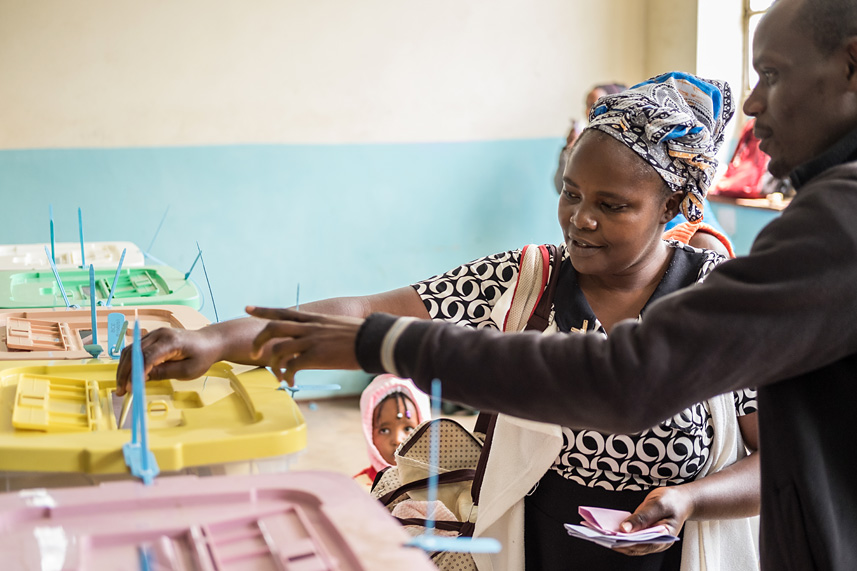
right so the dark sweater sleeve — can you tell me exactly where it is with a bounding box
[356,166,857,434]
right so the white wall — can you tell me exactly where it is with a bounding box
[0,0,650,149]
[644,0,699,79]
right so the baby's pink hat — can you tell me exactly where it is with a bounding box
[360,374,431,473]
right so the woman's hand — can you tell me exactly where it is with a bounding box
[115,328,222,396]
[614,420,760,557]
[246,306,365,385]
[611,485,693,557]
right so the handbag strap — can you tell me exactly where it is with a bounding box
[471,244,562,505]
[524,243,561,331]
[377,469,478,506]
[473,410,494,436]
[470,411,497,506]
[395,517,476,538]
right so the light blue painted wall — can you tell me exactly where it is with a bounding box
[708,201,782,256]
[1,139,564,395]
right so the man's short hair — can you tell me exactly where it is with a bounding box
[797,0,857,53]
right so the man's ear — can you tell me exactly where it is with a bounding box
[845,37,857,88]
[661,191,684,223]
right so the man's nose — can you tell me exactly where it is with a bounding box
[743,84,764,118]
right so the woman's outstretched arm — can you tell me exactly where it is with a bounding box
[115,286,427,394]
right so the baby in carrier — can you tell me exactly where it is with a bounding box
[354,374,431,488]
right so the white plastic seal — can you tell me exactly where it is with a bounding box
[19,488,57,509]
[34,526,68,571]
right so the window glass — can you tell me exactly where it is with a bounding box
[745,0,776,93]
[747,13,764,89]
[749,0,775,12]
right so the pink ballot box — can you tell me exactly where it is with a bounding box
[0,471,435,570]
[0,305,209,361]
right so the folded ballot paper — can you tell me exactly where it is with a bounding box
[564,506,679,549]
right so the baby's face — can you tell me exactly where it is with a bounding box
[373,398,419,465]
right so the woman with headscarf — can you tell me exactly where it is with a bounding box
[556,82,735,259]
[464,72,759,571]
[120,72,759,571]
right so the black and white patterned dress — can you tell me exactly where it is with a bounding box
[412,241,756,491]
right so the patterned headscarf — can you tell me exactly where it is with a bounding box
[587,72,734,223]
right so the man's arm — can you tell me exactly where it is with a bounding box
[358,174,857,432]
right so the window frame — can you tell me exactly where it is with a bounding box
[742,0,775,98]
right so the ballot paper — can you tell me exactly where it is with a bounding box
[564,506,679,549]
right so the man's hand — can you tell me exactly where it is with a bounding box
[246,306,364,385]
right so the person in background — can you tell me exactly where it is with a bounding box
[664,220,735,258]
[242,0,857,567]
[354,374,430,488]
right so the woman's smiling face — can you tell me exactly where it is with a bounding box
[558,130,681,279]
